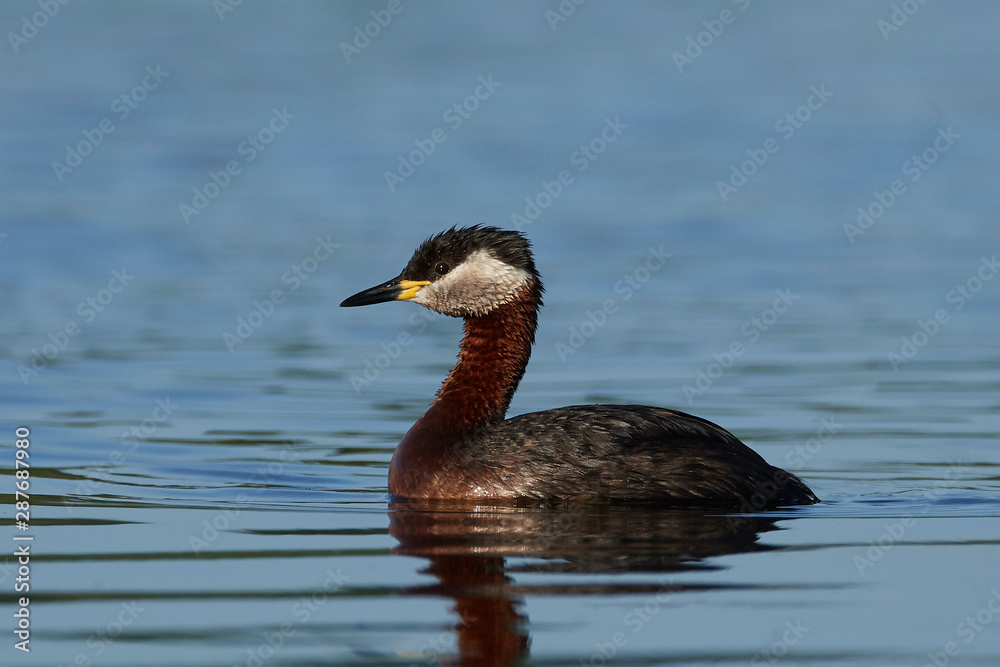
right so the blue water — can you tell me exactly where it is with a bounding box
[2,1,999,665]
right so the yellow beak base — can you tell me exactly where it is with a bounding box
[396,280,431,301]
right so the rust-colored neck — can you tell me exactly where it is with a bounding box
[429,282,540,432]
[389,282,541,497]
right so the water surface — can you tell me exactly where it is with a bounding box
[2,2,999,665]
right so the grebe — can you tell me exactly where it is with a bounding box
[341,226,818,506]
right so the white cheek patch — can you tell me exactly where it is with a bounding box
[413,249,532,316]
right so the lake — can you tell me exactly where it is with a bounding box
[2,1,999,665]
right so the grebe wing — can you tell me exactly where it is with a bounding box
[473,405,816,505]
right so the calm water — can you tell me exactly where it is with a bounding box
[2,1,1000,665]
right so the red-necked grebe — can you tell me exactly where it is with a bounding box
[341,226,818,506]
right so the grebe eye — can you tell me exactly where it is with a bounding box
[435,262,450,276]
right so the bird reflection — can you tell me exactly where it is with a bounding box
[389,499,784,665]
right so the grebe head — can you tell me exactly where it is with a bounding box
[340,225,542,317]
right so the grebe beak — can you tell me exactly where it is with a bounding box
[340,277,431,307]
